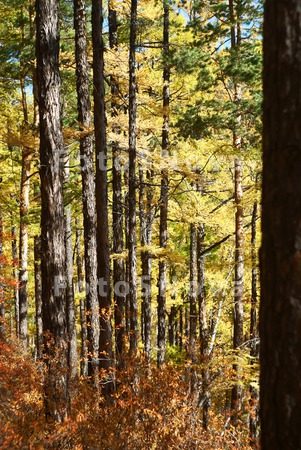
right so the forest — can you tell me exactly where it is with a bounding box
[0,0,297,448]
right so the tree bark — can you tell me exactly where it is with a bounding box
[189,223,198,395]
[157,0,170,367]
[92,0,114,395]
[229,0,244,425]
[128,0,139,356]
[36,0,69,422]
[109,1,126,368]
[74,0,99,383]
[18,149,32,348]
[11,226,19,338]
[197,223,210,428]
[34,236,43,359]
[249,200,259,444]
[260,2,301,448]
[64,179,78,381]
[75,225,88,377]
[139,168,154,362]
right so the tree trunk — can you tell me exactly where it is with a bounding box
[128,0,139,356]
[249,200,259,445]
[36,0,69,422]
[157,0,170,367]
[260,2,301,447]
[109,2,126,368]
[139,168,153,362]
[189,223,198,395]
[75,225,88,377]
[34,236,43,359]
[92,0,114,395]
[64,188,78,381]
[11,226,19,338]
[74,0,99,383]
[229,0,244,425]
[18,149,32,348]
[198,223,210,429]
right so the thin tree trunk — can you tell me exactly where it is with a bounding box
[109,2,126,368]
[34,236,43,359]
[18,149,32,348]
[198,223,210,429]
[64,183,78,381]
[157,0,170,367]
[168,305,177,346]
[92,0,114,395]
[74,0,99,383]
[189,223,198,395]
[128,0,138,356]
[75,225,88,377]
[11,226,19,338]
[36,0,69,422]
[139,168,153,362]
[249,200,259,445]
[229,0,244,425]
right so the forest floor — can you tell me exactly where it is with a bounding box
[0,338,255,449]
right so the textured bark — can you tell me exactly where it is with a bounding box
[75,225,88,377]
[189,223,198,394]
[139,168,154,362]
[260,2,301,448]
[109,2,126,367]
[74,0,99,382]
[36,0,69,422]
[64,192,78,381]
[128,0,138,356]
[92,0,114,395]
[18,149,32,348]
[157,0,170,367]
[34,236,43,359]
[197,223,210,429]
[168,305,177,346]
[229,0,244,424]
[11,226,19,338]
[231,154,244,423]
[249,200,259,444]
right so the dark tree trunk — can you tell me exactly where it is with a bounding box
[179,305,183,353]
[64,191,78,381]
[249,200,259,444]
[231,154,244,423]
[128,0,138,356]
[36,0,69,422]
[229,0,244,425]
[11,226,19,338]
[109,2,126,368]
[92,0,114,395]
[157,0,170,367]
[260,2,301,447]
[18,149,32,348]
[139,168,153,362]
[75,225,88,377]
[34,236,43,359]
[198,223,210,429]
[74,0,99,383]
[189,223,198,395]
[168,305,177,346]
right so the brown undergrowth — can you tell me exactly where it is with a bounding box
[0,339,256,449]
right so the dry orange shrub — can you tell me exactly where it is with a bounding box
[0,341,258,449]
